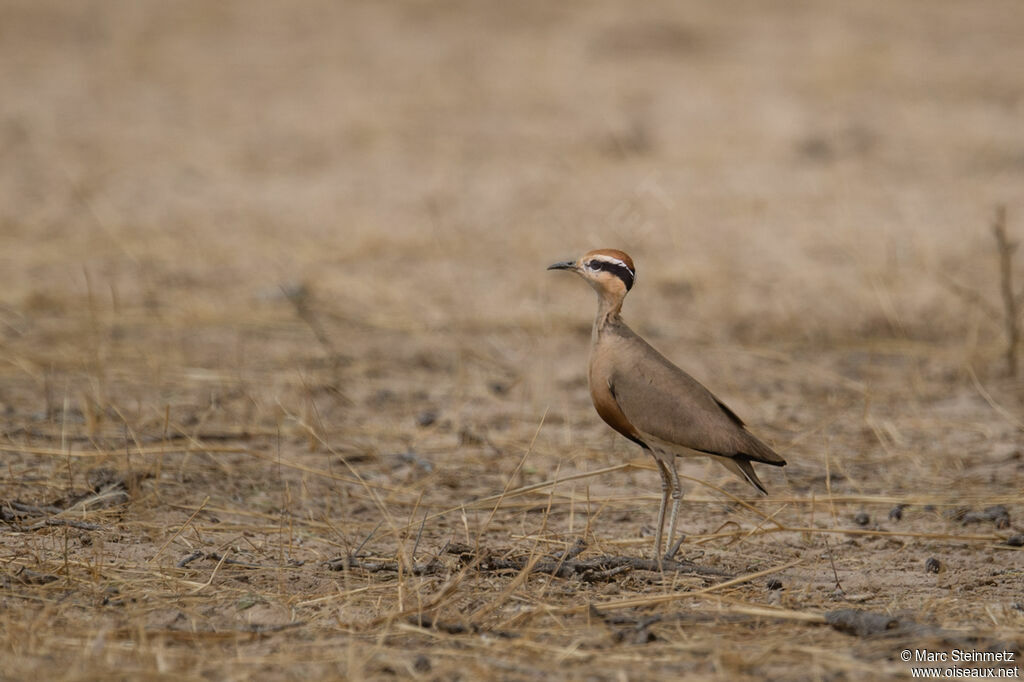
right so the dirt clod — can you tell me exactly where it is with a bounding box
[955,506,1011,529]
[416,411,438,427]
[825,610,900,637]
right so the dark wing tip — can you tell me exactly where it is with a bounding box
[735,458,769,495]
[738,430,786,466]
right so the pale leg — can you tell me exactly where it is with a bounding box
[652,456,671,559]
[663,455,683,560]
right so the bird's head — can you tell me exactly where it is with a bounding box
[547,249,636,300]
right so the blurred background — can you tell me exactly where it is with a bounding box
[5,0,1024,497]
[3,0,1022,347]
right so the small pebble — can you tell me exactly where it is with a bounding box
[766,578,784,591]
[854,512,870,526]
[983,505,1011,529]
[416,410,438,427]
[888,505,905,521]
[924,557,941,574]
[413,655,431,673]
[1006,534,1024,547]
[957,505,1011,528]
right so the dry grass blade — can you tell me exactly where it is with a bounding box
[584,558,806,615]
[408,462,639,530]
[967,364,1024,430]
[992,205,1020,377]
[698,602,828,624]
[149,496,209,565]
[474,408,549,545]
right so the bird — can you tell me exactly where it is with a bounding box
[547,249,786,559]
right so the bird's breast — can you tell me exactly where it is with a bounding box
[588,343,645,446]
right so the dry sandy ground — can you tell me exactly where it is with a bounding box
[1,1,1023,680]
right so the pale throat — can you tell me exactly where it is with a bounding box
[594,287,625,329]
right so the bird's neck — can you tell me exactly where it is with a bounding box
[594,292,624,331]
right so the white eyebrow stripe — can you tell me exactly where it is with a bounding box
[591,256,633,274]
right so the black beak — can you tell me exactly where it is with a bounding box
[546,260,576,271]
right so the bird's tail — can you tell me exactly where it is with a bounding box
[717,457,766,494]
[719,438,786,495]
[741,433,787,467]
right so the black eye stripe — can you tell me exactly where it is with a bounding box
[585,260,635,291]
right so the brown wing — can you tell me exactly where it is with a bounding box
[609,329,784,466]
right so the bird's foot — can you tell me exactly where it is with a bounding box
[663,534,687,563]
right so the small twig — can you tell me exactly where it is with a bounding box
[239,621,307,634]
[326,556,445,575]
[8,501,64,516]
[179,552,280,570]
[411,512,428,560]
[65,487,130,512]
[824,536,844,595]
[205,553,265,569]
[149,496,209,564]
[586,557,806,615]
[176,550,204,568]
[992,205,1019,377]
[551,538,587,562]
[11,567,60,585]
[353,520,383,558]
[27,518,103,531]
[157,431,256,442]
[404,616,520,640]
[329,545,730,580]
[581,564,633,582]
[967,365,1024,431]
[189,550,231,594]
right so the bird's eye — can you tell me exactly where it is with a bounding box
[585,261,597,270]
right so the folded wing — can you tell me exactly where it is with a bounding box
[610,334,785,468]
